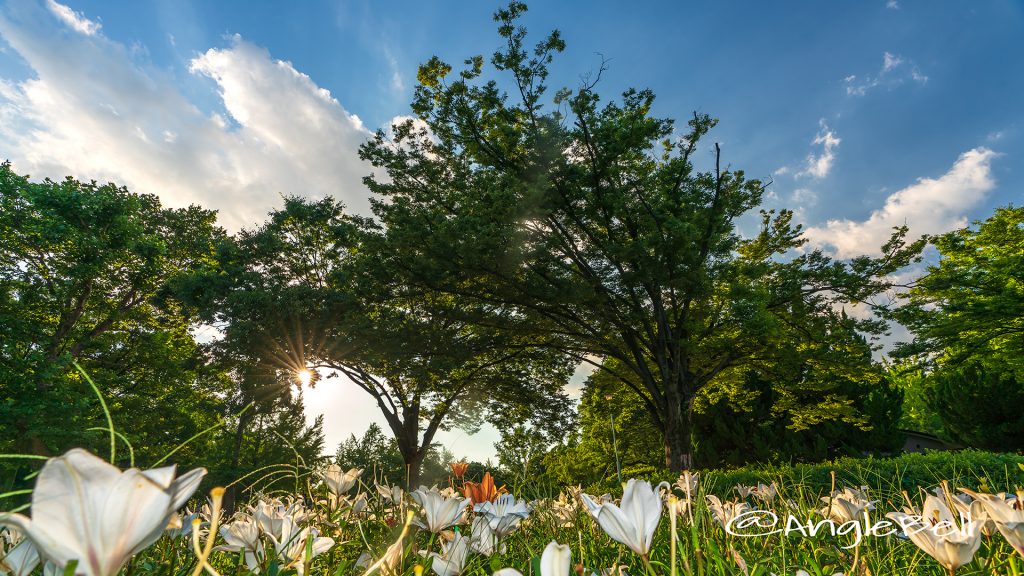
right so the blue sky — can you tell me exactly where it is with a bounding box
[1,0,1021,461]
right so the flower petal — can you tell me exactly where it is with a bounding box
[597,505,642,555]
[539,541,571,576]
[97,469,173,574]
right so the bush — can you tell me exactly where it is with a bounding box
[692,449,1024,497]
[576,449,1024,497]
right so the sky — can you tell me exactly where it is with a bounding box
[1,0,1021,461]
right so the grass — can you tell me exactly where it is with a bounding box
[99,450,1024,576]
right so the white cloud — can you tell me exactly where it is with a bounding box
[803,148,998,258]
[382,46,404,93]
[0,3,373,231]
[886,0,900,9]
[845,52,927,96]
[45,0,100,36]
[882,51,902,72]
[791,187,818,206]
[798,120,840,179]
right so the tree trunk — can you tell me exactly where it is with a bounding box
[403,450,427,490]
[395,409,426,489]
[663,391,693,471]
[396,432,426,489]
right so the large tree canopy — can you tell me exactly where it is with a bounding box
[359,2,924,471]
[0,162,229,480]
[188,196,574,487]
[889,205,1024,450]
[891,205,1024,370]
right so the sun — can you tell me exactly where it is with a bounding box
[296,369,313,387]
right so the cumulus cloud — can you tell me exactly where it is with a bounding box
[845,51,927,96]
[798,120,840,179]
[0,1,373,230]
[802,148,998,258]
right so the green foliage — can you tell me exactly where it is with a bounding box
[0,162,229,482]
[892,205,1024,370]
[567,447,1024,496]
[360,2,925,471]
[541,363,663,487]
[334,422,453,487]
[695,449,1024,497]
[889,205,1024,452]
[888,363,947,438]
[494,424,550,486]
[694,370,904,467]
[188,196,574,487]
[927,359,1024,451]
[0,164,327,500]
[544,345,904,486]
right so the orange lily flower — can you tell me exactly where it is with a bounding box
[450,462,469,479]
[461,471,507,504]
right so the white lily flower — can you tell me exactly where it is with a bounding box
[493,540,571,576]
[750,483,779,504]
[0,448,205,576]
[474,494,531,539]
[578,492,613,520]
[468,516,500,556]
[351,492,369,514]
[317,465,362,496]
[933,487,998,537]
[411,488,469,533]
[775,571,845,576]
[593,479,661,556]
[165,511,203,539]
[887,494,982,573]
[425,531,470,576]
[544,493,577,528]
[818,486,876,523]
[706,495,749,529]
[0,537,40,576]
[336,492,369,519]
[962,489,1024,558]
[665,495,691,519]
[252,497,311,541]
[376,484,404,504]
[734,484,754,500]
[674,471,699,496]
[200,500,224,526]
[214,515,264,573]
[267,516,334,576]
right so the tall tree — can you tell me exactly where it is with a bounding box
[187,197,574,487]
[890,205,1024,370]
[0,162,228,476]
[359,3,923,470]
[889,205,1024,450]
[925,359,1024,451]
[545,315,903,483]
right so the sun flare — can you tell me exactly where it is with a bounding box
[297,369,313,387]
